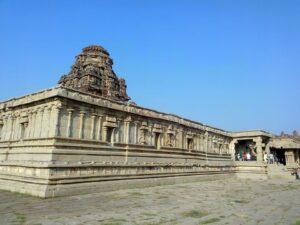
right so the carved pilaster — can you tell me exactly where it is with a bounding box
[66,109,74,138]
[78,111,85,139]
[133,121,139,144]
[49,104,62,137]
[115,119,121,143]
[4,114,13,141]
[90,113,96,140]
[38,107,45,138]
[124,117,131,144]
[102,126,108,142]
[96,115,103,141]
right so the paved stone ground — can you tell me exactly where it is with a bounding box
[0,178,299,225]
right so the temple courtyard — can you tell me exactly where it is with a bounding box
[0,178,299,225]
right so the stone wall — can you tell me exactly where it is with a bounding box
[0,87,264,197]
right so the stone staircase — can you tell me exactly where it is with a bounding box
[267,164,295,180]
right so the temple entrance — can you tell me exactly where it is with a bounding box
[270,148,286,165]
[154,132,161,149]
[235,139,257,161]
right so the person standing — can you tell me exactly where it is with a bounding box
[246,152,251,161]
[269,153,274,164]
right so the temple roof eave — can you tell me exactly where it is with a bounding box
[0,86,231,137]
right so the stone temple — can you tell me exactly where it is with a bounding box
[0,45,299,197]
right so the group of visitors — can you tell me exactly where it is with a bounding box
[264,153,282,164]
[236,152,254,161]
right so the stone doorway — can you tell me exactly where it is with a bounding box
[270,148,286,165]
[235,140,257,161]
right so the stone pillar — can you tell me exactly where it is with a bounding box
[10,114,17,140]
[182,131,185,149]
[5,114,13,141]
[90,114,96,140]
[28,110,36,138]
[204,131,209,164]
[38,107,45,138]
[254,137,263,163]
[229,139,238,160]
[40,107,51,138]
[49,104,62,137]
[1,116,7,140]
[33,108,41,138]
[207,136,212,153]
[66,109,74,138]
[96,115,102,141]
[124,120,130,144]
[149,124,154,145]
[103,126,108,142]
[115,119,121,143]
[78,111,85,139]
[133,122,138,144]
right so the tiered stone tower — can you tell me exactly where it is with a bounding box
[58,45,130,102]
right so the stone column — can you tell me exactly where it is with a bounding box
[29,110,37,138]
[204,131,209,164]
[5,114,13,141]
[208,136,212,153]
[182,131,185,149]
[40,107,51,138]
[38,107,45,138]
[1,116,7,141]
[96,115,102,141]
[254,137,263,163]
[133,122,138,144]
[124,120,130,144]
[49,105,62,137]
[10,114,17,140]
[66,109,74,138]
[149,124,154,145]
[33,108,41,138]
[78,111,85,139]
[115,119,121,143]
[229,139,238,160]
[102,126,108,142]
[90,113,96,140]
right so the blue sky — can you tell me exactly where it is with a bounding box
[0,0,299,134]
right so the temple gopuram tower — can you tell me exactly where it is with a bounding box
[58,45,130,102]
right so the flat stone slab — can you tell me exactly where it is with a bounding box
[0,178,299,225]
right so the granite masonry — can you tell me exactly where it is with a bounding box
[0,45,299,197]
